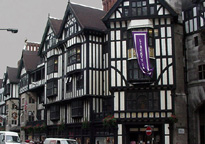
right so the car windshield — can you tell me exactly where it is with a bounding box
[61,140,78,144]
[6,135,20,143]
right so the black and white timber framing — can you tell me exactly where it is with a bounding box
[18,0,188,144]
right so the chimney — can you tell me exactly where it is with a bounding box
[102,0,117,12]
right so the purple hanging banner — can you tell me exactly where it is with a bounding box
[132,31,153,76]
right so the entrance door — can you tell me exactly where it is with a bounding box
[128,125,162,144]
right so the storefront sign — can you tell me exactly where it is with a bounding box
[132,31,153,76]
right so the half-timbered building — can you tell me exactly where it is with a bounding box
[182,0,205,143]
[35,0,188,143]
[38,3,108,143]
[101,0,187,143]
[2,66,19,132]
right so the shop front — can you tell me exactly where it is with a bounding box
[125,124,165,144]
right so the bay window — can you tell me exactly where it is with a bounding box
[67,45,81,65]
[47,56,58,74]
[127,28,156,82]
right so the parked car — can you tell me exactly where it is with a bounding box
[44,138,78,144]
[0,131,21,144]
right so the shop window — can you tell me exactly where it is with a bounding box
[127,28,155,82]
[46,80,58,97]
[66,77,72,92]
[126,91,159,111]
[76,73,84,90]
[50,105,60,121]
[71,100,83,118]
[47,56,58,74]
[67,45,81,65]
[199,64,205,80]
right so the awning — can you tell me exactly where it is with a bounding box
[128,19,153,30]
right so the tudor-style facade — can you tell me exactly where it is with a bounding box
[0,0,196,144]
[38,3,108,143]
[34,1,188,144]
[102,0,187,144]
[182,0,205,144]
[2,66,20,132]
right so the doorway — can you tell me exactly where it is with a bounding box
[127,125,162,144]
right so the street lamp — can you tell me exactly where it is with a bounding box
[0,28,18,33]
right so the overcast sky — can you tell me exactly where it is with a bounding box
[0,0,102,78]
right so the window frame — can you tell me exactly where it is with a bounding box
[126,91,160,111]
[45,32,57,50]
[76,73,84,90]
[66,77,72,92]
[47,56,58,75]
[199,64,205,80]
[50,105,60,121]
[67,45,81,66]
[46,79,58,97]
[71,100,83,118]
[28,111,35,122]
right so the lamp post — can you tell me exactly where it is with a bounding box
[0,28,18,33]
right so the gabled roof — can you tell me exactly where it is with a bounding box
[49,18,63,36]
[102,0,178,21]
[38,17,62,55]
[17,50,41,78]
[59,2,107,37]
[23,51,41,71]
[6,67,19,84]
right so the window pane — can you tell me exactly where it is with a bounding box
[132,2,136,7]
[142,7,147,15]
[137,8,142,16]
[132,8,137,16]
[150,7,155,15]
[137,2,141,7]
[124,8,129,16]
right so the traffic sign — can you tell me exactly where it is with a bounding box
[146,126,152,136]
